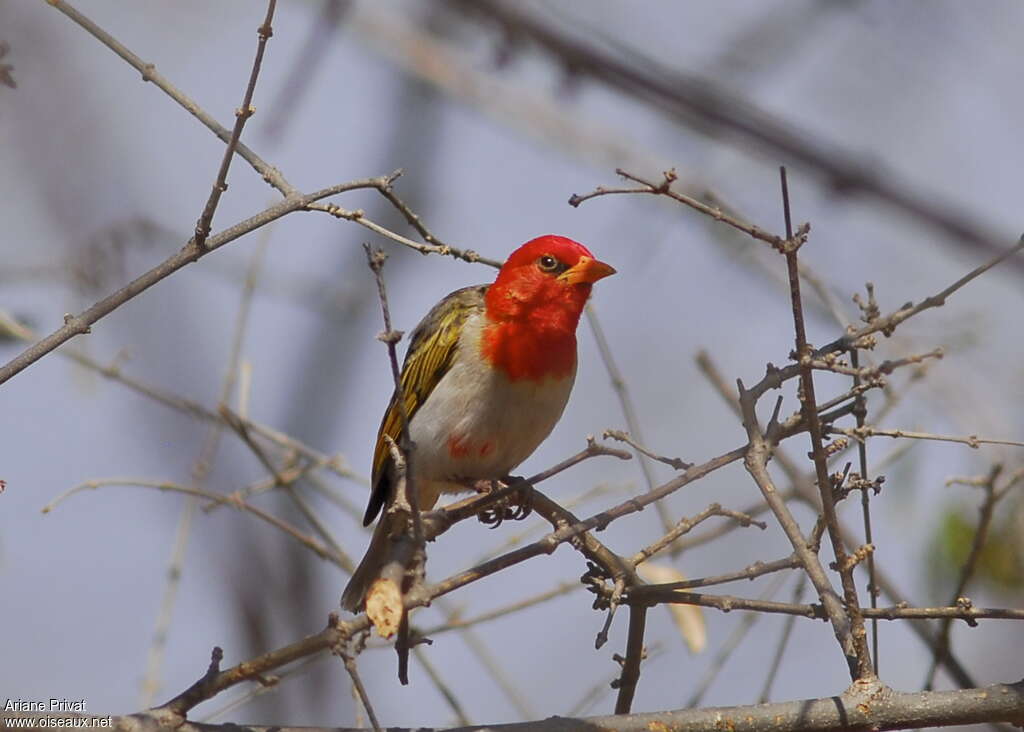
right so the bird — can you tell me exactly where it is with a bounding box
[341,235,615,612]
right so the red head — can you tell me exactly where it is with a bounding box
[482,235,615,381]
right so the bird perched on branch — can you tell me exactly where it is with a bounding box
[342,235,615,616]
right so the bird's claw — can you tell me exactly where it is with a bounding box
[474,477,533,528]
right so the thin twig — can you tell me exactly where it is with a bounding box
[0,176,397,387]
[627,588,1024,622]
[317,204,501,267]
[631,504,765,566]
[737,380,860,676]
[199,655,324,722]
[572,168,795,252]
[603,428,692,471]
[630,554,800,598]
[193,0,278,248]
[45,0,297,195]
[364,244,423,543]
[697,347,978,686]
[822,236,1024,354]
[778,167,872,679]
[613,605,648,714]
[337,639,381,732]
[849,349,880,675]
[48,1,492,271]
[831,425,1024,450]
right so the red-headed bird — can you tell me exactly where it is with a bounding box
[342,235,615,612]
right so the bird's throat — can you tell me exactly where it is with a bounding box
[479,318,577,382]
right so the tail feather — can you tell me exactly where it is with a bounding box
[341,518,392,612]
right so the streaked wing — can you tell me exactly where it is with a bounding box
[362,285,488,525]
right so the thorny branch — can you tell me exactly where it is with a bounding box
[778,167,872,680]
[696,349,981,689]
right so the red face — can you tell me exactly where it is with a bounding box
[498,235,616,289]
[488,235,616,319]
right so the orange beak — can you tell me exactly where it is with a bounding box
[558,256,617,285]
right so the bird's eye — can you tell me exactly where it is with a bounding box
[537,255,559,272]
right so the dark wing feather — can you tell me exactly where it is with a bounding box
[361,285,488,525]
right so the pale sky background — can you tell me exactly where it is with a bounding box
[1,1,1022,729]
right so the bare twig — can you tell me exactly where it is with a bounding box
[831,425,1024,450]
[630,503,765,566]
[317,204,500,267]
[139,495,196,707]
[0,176,397,387]
[364,244,423,543]
[572,168,796,252]
[630,554,800,598]
[697,347,978,686]
[47,0,493,272]
[777,167,872,679]
[45,0,297,196]
[849,349,880,676]
[603,429,692,472]
[822,236,1024,355]
[738,380,860,676]
[193,0,277,248]
[613,605,648,714]
[336,636,381,732]
[628,587,1024,623]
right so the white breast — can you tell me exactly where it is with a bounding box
[407,311,575,498]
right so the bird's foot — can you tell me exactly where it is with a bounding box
[473,477,533,528]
